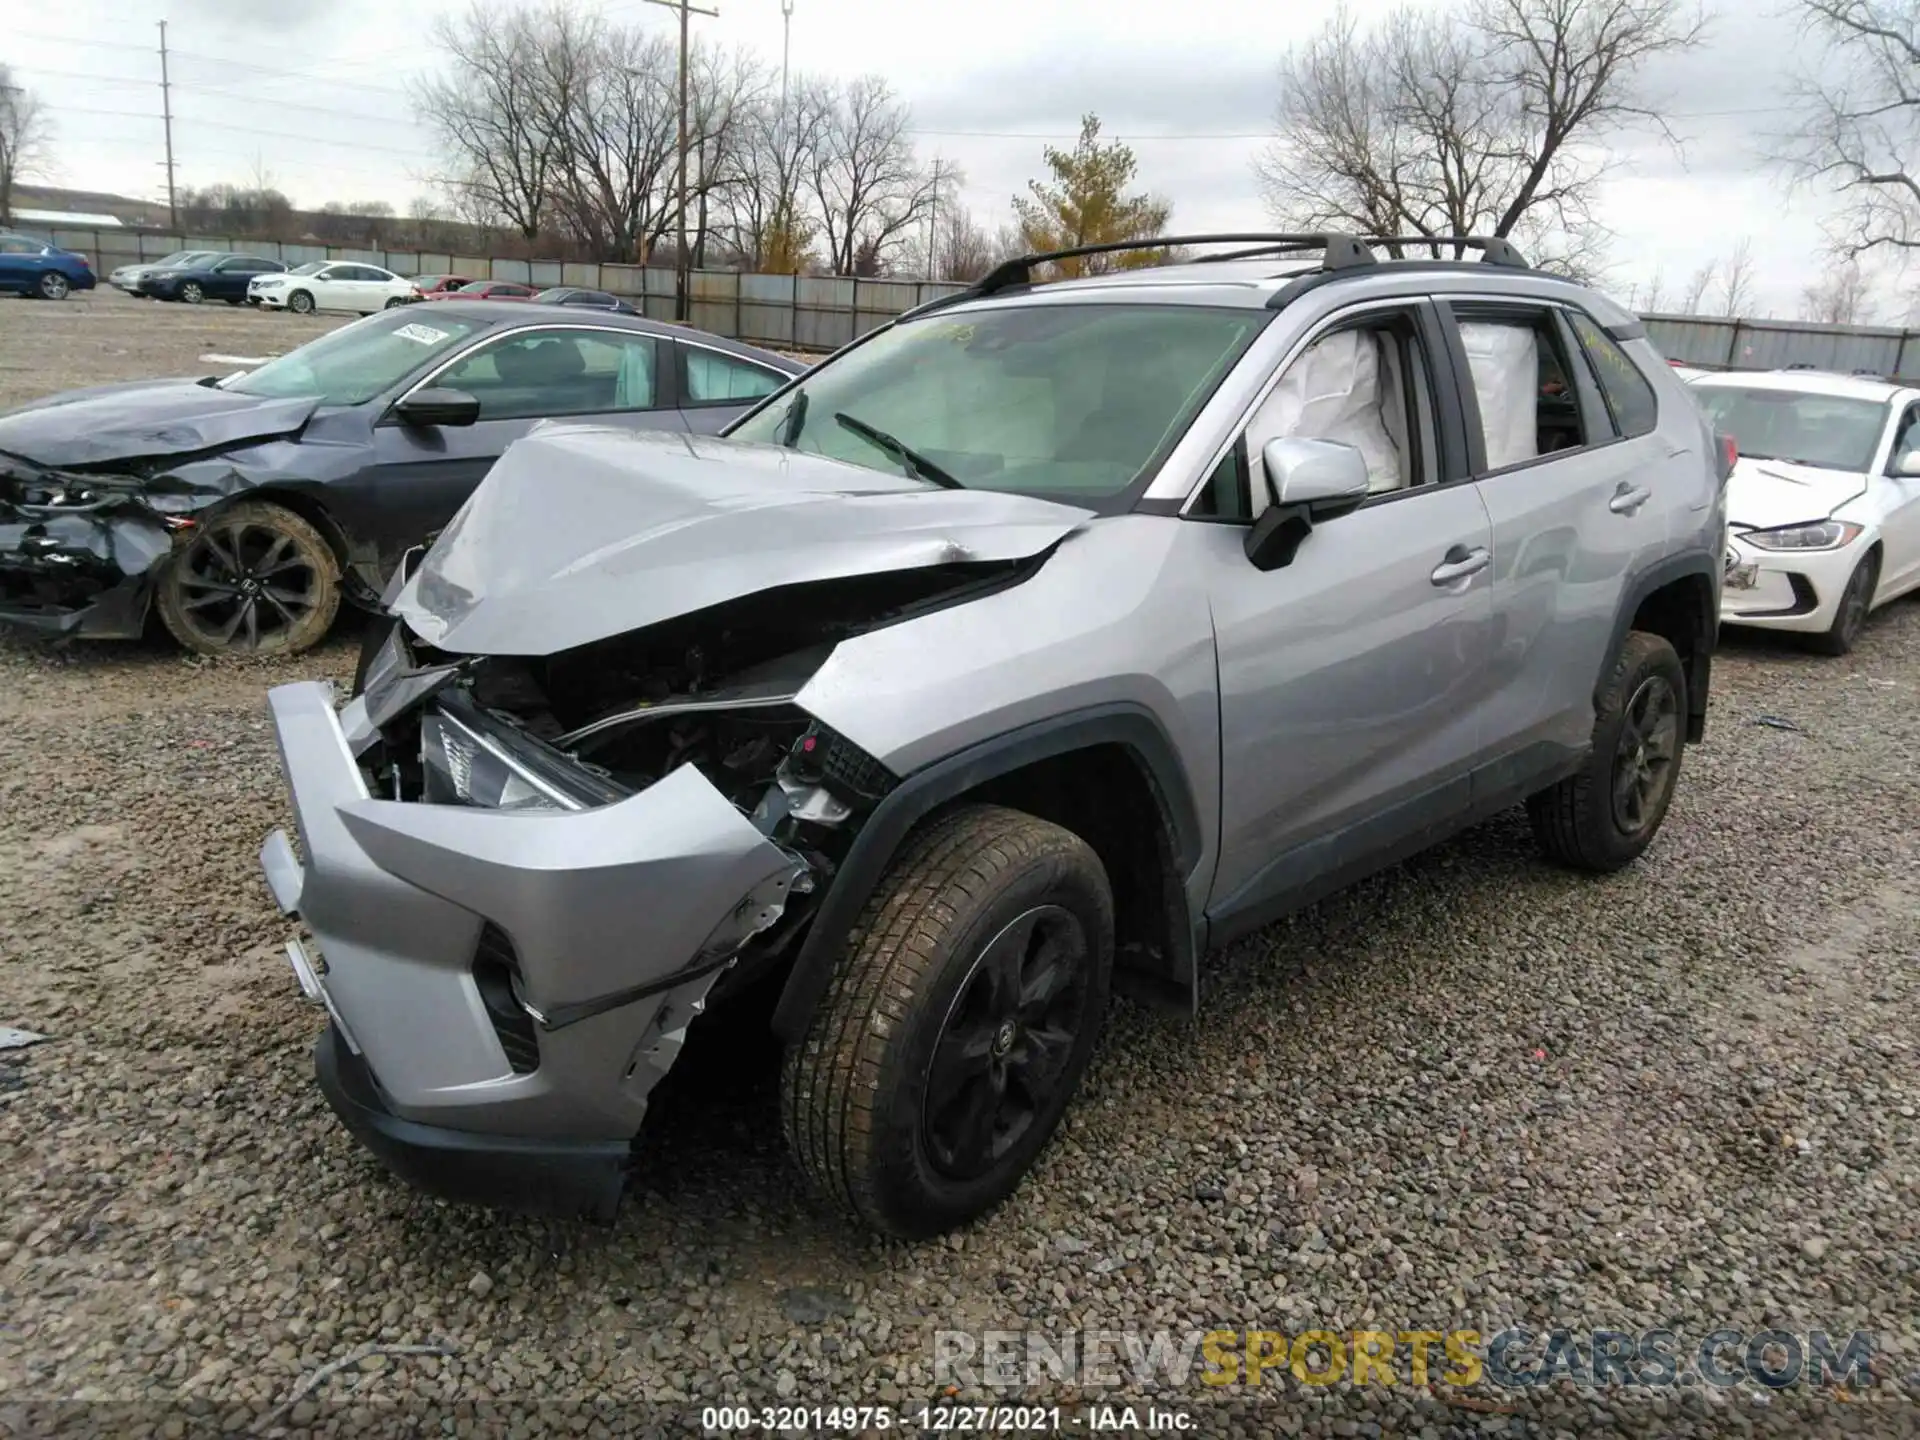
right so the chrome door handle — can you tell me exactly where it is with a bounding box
[1610,484,1653,514]
[1431,545,1491,585]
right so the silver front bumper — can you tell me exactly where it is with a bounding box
[260,679,800,1143]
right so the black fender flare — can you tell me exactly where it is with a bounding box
[769,703,1206,1041]
[1605,548,1719,741]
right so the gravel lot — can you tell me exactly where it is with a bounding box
[2,290,1919,1437]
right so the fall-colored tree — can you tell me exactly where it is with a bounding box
[1012,114,1171,277]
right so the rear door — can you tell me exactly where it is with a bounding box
[0,236,41,291]
[676,339,793,433]
[1439,299,1668,780]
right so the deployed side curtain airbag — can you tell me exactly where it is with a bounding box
[1252,330,1402,500]
[1459,323,1539,469]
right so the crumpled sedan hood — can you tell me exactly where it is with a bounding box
[0,379,321,468]
[392,425,1094,656]
[1726,457,1867,532]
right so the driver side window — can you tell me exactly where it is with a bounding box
[1192,308,1441,521]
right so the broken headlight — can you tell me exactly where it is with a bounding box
[421,695,629,812]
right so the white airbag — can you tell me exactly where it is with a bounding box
[1253,331,1403,497]
[1459,323,1538,469]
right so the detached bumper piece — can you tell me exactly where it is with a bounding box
[315,1024,629,1222]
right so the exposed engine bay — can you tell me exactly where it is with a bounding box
[349,558,1038,997]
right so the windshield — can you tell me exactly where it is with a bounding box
[1693,385,1889,472]
[728,303,1267,500]
[152,250,201,268]
[224,309,490,406]
[285,261,325,277]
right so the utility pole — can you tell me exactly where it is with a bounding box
[780,0,794,128]
[157,20,178,230]
[641,0,717,323]
[927,157,942,283]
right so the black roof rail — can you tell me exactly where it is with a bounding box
[898,230,1531,323]
[899,232,1381,320]
[1358,235,1531,268]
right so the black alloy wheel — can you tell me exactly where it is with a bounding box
[922,903,1092,1181]
[1610,673,1680,835]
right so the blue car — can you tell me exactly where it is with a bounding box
[0,232,97,300]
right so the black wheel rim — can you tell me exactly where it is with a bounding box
[174,521,320,652]
[922,903,1090,1182]
[1612,674,1680,834]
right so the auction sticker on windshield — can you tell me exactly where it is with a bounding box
[394,323,450,346]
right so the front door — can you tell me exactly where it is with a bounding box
[1199,299,1497,920]
[349,326,689,570]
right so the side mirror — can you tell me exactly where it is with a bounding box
[1892,449,1920,478]
[1244,437,1372,572]
[393,388,481,428]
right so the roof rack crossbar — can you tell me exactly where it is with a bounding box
[1357,235,1530,268]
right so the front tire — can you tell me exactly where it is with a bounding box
[1528,630,1686,872]
[1807,548,1878,656]
[782,805,1114,1239]
[37,272,70,300]
[287,290,315,315]
[155,501,341,656]
[179,281,204,304]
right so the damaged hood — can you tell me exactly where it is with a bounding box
[0,379,321,468]
[393,426,1093,655]
[1726,457,1867,532]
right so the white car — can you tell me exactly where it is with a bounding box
[1692,368,1920,654]
[249,261,416,315]
[109,250,220,293]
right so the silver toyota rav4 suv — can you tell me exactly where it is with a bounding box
[260,233,1728,1239]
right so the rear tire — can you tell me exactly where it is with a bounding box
[1807,549,1878,656]
[155,501,341,657]
[782,805,1113,1239]
[384,296,407,309]
[37,272,70,300]
[1529,630,1686,873]
[287,290,315,315]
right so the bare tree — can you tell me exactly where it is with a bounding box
[413,5,565,240]
[1256,0,1704,265]
[0,66,50,223]
[808,75,932,276]
[1716,237,1757,316]
[1680,258,1716,312]
[1637,265,1669,311]
[1801,255,1877,322]
[723,76,832,270]
[1781,0,1920,258]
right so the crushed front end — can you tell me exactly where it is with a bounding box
[0,458,180,638]
[256,576,965,1220]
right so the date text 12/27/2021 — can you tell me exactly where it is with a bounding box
[700,1404,1195,1432]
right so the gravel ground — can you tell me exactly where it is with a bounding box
[2,293,1919,1437]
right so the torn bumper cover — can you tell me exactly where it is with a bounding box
[0,484,174,639]
[259,678,805,1220]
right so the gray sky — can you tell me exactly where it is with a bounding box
[7,0,1881,318]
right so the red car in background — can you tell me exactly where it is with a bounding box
[419,279,536,302]
[406,274,471,299]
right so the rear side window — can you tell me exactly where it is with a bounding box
[1455,310,1590,469]
[1568,310,1658,439]
[684,346,787,404]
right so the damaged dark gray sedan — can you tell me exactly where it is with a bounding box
[0,303,803,654]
